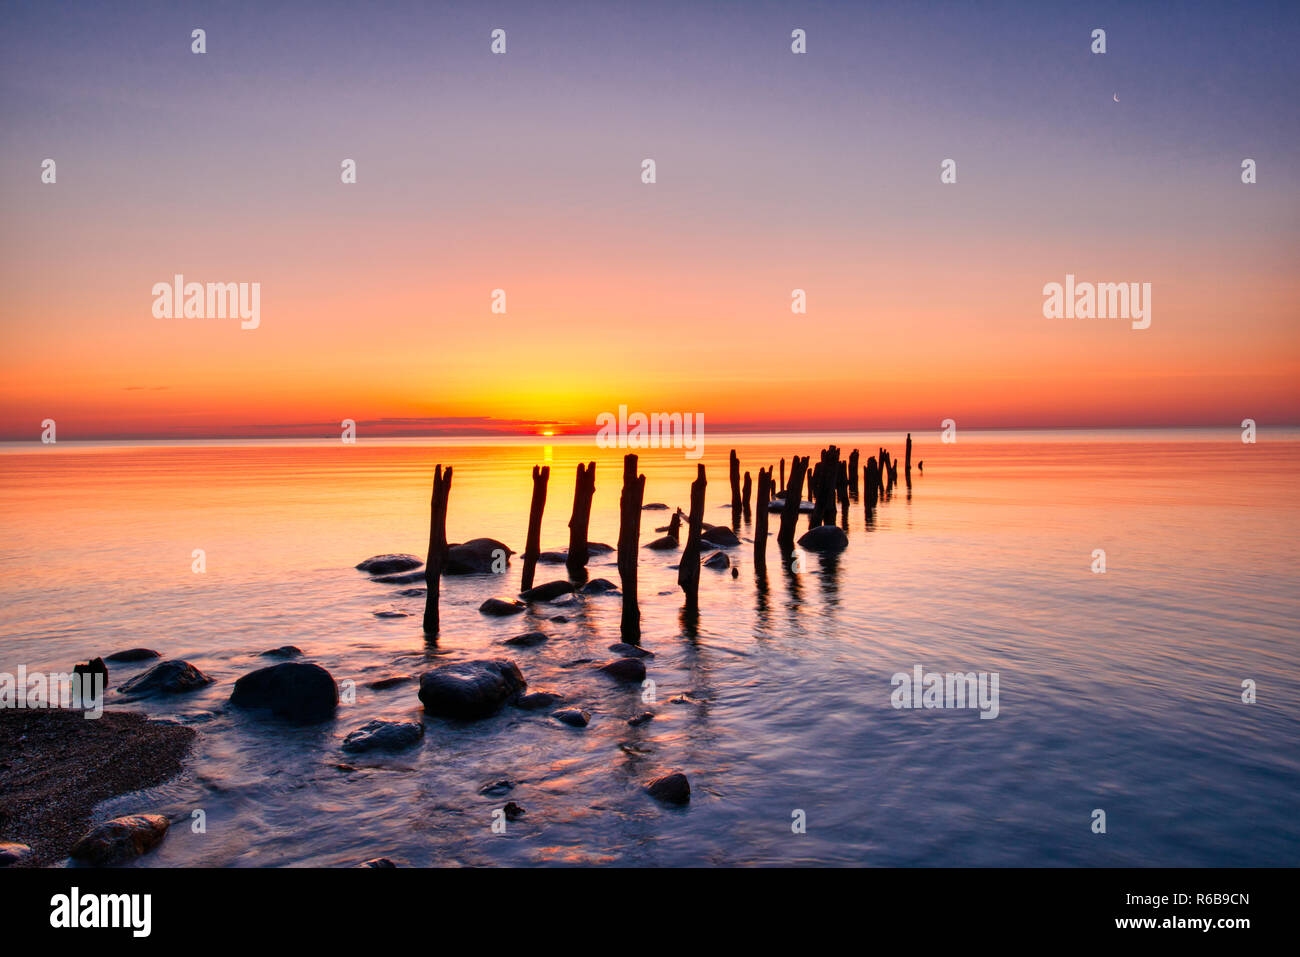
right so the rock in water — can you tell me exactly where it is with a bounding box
[356,857,397,868]
[73,657,109,690]
[341,719,424,753]
[365,675,411,690]
[503,801,526,821]
[645,771,691,805]
[118,659,213,697]
[229,662,338,722]
[502,631,548,647]
[260,645,302,659]
[586,542,615,554]
[417,659,526,719]
[479,597,526,616]
[69,814,169,865]
[356,554,423,575]
[599,658,647,682]
[627,711,655,727]
[797,525,849,551]
[642,503,669,510]
[446,538,514,574]
[580,578,619,595]
[0,843,33,866]
[702,550,730,569]
[608,642,654,658]
[701,526,741,547]
[553,708,590,727]
[516,690,564,710]
[104,648,160,663]
[645,535,679,550]
[519,580,574,602]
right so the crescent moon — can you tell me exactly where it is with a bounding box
[1113,93,1120,102]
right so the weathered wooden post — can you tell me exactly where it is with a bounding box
[566,461,596,577]
[520,465,549,593]
[836,460,850,518]
[742,471,752,515]
[678,464,707,611]
[848,449,860,496]
[864,456,879,508]
[617,453,645,642]
[729,449,742,522]
[422,464,453,634]
[777,455,809,550]
[754,466,772,577]
[905,433,912,478]
[779,457,786,495]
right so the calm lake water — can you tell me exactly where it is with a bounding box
[1,430,1297,866]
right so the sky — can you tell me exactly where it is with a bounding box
[1,0,1297,439]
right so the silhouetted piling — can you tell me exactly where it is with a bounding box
[755,466,772,577]
[864,455,881,506]
[422,464,453,634]
[520,465,550,593]
[678,464,707,611]
[836,460,850,517]
[742,470,752,514]
[849,449,860,496]
[729,449,742,516]
[777,455,810,549]
[566,461,596,577]
[617,454,645,641]
[779,457,786,495]
[905,433,912,478]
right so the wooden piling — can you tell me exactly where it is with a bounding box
[905,433,913,477]
[777,455,810,549]
[729,449,742,515]
[754,466,772,577]
[848,449,860,496]
[678,464,707,611]
[566,461,596,577]
[742,471,752,513]
[421,464,453,634]
[520,465,549,593]
[779,457,786,495]
[617,453,645,642]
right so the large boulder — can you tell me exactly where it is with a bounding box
[446,538,514,574]
[229,662,338,722]
[342,719,424,753]
[69,814,169,865]
[356,554,423,575]
[798,525,849,551]
[119,659,213,697]
[417,659,526,719]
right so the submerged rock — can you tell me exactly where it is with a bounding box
[519,580,574,602]
[119,659,213,697]
[537,551,567,564]
[503,801,526,821]
[73,657,109,690]
[702,550,730,570]
[797,525,849,551]
[608,642,654,658]
[516,690,564,710]
[642,503,669,510]
[69,813,169,865]
[701,526,741,547]
[417,659,526,719]
[580,578,619,595]
[553,708,590,728]
[357,554,423,575]
[479,779,515,796]
[627,711,655,727]
[373,610,409,618]
[229,662,338,722]
[365,675,411,690]
[586,542,615,555]
[446,538,514,574]
[502,631,548,647]
[260,645,302,659]
[356,857,397,868]
[395,587,426,597]
[371,570,425,584]
[342,719,424,753]
[104,648,160,664]
[479,597,526,617]
[645,535,679,550]
[599,658,647,682]
[645,771,691,805]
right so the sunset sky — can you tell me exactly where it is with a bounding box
[2,0,1297,440]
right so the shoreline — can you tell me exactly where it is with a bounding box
[0,709,195,867]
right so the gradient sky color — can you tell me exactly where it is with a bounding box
[2,0,1297,439]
